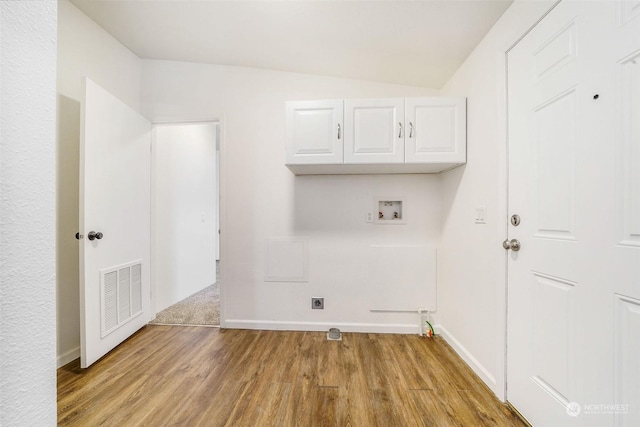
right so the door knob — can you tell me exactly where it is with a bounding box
[503,238,521,251]
[88,231,103,241]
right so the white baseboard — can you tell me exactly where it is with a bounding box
[57,346,80,368]
[224,319,420,334]
[436,325,496,390]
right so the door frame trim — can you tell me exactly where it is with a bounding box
[502,0,563,404]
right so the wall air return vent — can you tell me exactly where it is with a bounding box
[100,260,143,338]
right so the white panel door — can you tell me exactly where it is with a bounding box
[344,98,404,164]
[405,97,466,164]
[286,99,343,165]
[507,1,640,426]
[80,78,151,368]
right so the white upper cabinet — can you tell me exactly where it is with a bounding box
[285,97,466,175]
[286,100,343,165]
[344,98,405,164]
[405,97,466,164]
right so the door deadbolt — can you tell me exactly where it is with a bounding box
[510,214,521,227]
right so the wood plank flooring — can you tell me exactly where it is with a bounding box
[58,326,526,426]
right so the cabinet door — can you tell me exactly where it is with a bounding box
[405,97,466,164]
[286,100,343,165]
[344,98,405,164]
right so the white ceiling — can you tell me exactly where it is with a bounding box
[70,0,513,89]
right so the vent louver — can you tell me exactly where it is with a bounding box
[100,260,143,338]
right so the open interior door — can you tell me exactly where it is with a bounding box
[79,78,151,368]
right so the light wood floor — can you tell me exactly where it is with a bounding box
[58,326,526,426]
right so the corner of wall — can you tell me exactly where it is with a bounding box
[436,325,497,391]
[435,0,557,402]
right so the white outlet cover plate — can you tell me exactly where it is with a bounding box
[475,206,486,224]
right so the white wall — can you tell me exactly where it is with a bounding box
[153,123,218,312]
[56,0,142,367]
[57,0,141,110]
[141,61,441,332]
[0,2,58,425]
[437,0,556,399]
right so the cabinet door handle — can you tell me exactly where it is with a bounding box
[337,123,341,139]
[398,122,403,138]
[409,122,414,138]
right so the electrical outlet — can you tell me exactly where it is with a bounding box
[311,297,324,309]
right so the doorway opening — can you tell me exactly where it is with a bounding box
[149,121,220,326]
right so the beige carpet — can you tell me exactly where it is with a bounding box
[150,282,220,326]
